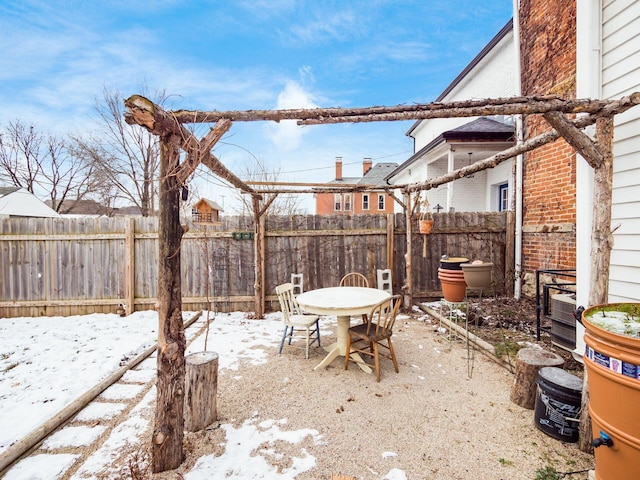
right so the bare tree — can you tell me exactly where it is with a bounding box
[70,87,166,216]
[0,121,95,212]
[234,153,303,215]
[0,121,43,191]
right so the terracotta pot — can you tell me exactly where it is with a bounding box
[419,219,434,234]
[437,268,466,280]
[582,303,640,480]
[438,266,467,302]
[438,277,466,302]
[461,262,493,289]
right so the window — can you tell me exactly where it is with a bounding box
[498,183,509,212]
[378,194,385,211]
[334,194,341,211]
[362,194,369,210]
[344,193,352,211]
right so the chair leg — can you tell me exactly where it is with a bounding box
[279,326,290,354]
[388,338,399,373]
[289,325,296,345]
[373,342,381,382]
[305,327,310,359]
[315,320,321,348]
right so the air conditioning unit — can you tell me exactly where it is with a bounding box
[550,293,577,351]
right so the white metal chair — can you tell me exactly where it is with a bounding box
[275,283,321,359]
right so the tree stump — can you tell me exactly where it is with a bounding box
[184,351,218,432]
[510,347,564,409]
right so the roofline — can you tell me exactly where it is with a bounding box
[384,135,445,183]
[405,18,514,137]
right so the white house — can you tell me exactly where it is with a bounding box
[386,20,517,214]
[574,1,640,353]
[0,187,61,219]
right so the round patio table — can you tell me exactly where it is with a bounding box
[296,286,391,372]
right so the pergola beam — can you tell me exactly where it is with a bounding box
[169,95,636,125]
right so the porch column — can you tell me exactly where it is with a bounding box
[447,147,455,211]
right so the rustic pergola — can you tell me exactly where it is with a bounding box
[124,92,640,472]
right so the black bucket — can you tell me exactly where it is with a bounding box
[533,367,582,442]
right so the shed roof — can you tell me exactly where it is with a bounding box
[0,187,61,218]
[192,198,224,212]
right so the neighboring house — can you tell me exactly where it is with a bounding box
[0,187,61,218]
[315,158,398,215]
[191,198,223,224]
[386,19,517,214]
[386,118,515,212]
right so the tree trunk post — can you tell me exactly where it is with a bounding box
[184,352,218,432]
[579,116,615,453]
[252,195,264,318]
[403,191,413,307]
[510,347,564,409]
[152,133,186,473]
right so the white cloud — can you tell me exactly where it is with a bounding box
[265,81,319,151]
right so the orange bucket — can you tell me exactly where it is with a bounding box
[582,303,640,480]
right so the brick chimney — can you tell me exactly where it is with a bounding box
[363,157,373,175]
[335,157,343,180]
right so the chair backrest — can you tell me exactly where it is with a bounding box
[368,295,402,336]
[340,272,369,287]
[275,283,301,322]
[376,269,392,294]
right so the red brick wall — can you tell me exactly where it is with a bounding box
[518,0,577,291]
[315,191,395,215]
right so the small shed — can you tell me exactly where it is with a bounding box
[0,187,61,219]
[191,198,223,224]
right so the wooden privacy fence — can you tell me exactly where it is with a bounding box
[0,211,510,318]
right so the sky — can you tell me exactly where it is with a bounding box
[0,309,417,479]
[0,1,514,213]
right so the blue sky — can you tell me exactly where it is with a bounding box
[1,0,513,212]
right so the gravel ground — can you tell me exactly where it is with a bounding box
[148,309,594,480]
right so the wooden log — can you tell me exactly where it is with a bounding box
[184,351,219,432]
[510,347,564,409]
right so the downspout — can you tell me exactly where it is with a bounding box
[512,1,524,299]
[574,0,602,362]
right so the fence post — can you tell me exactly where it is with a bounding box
[125,217,135,315]
[386,213,394,271]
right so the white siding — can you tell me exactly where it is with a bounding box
[412,32,517,150]
[603,0,640,302]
